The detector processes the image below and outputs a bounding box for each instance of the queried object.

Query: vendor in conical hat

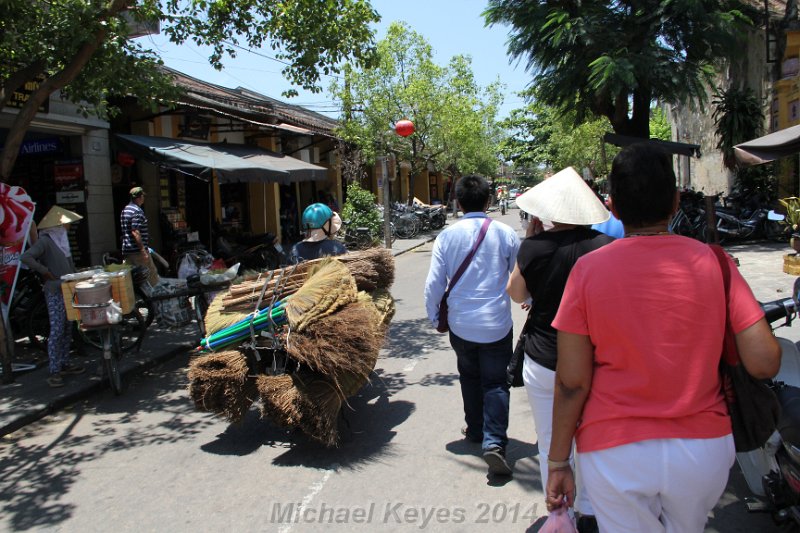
[21,205,85,388]
[504,166,615,529]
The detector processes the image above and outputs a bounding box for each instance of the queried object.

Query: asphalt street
[0,208,796,532]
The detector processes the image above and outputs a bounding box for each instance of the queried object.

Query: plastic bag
[539,507,577,533]
[199,262,239,285]
[105,300,122,324]
[178,254,198,280]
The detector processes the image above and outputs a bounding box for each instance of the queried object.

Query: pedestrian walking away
[424,175,520,476]
[546,143,782,532]
[21,205,86,388]
[120,186,159,286]
[506,166,614,533]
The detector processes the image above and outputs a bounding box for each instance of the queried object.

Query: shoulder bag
[710,244,781,452]
[436,217,492,333]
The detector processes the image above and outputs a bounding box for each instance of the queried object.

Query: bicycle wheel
[104,327,123,395]
[394,215,417,239]
[79,307,145,353]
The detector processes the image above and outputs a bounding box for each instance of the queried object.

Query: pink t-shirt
[552,235,764,453]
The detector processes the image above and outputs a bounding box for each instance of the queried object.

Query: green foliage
[779,197,800,233]
[484,0,752,138]
[1,0,380,177]
[650,107,671,141]
[499,88,617,177]
[331,22,503,202]
[341,182,383,240]
[712,86,764,171]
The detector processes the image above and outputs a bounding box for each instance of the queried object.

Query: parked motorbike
[214,232,286,271]
[703,207,786,244]
[739,281,800,526]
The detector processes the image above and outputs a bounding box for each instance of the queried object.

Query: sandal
[47,374,64,388]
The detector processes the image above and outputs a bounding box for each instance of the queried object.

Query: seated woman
[289,203,347,263]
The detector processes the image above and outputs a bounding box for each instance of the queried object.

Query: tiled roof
[162,67,339,137]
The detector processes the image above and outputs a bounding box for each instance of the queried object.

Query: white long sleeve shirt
[424,212,520,343]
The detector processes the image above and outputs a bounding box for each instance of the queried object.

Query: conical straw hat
[37,205,83,229]
[515,167,609,225]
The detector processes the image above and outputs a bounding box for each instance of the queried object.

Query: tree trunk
[0,0,127,180]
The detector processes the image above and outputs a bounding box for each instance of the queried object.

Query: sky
[142,0,532,120]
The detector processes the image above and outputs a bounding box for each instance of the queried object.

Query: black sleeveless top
[517,227,614,370]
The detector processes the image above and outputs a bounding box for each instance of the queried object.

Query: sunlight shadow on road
[383,317,449,360]
[199,377,415,472]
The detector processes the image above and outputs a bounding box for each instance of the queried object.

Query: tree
[1,0,380,180]
[499,89,617,177]
[332,22,503,203]
[484,0,751,138]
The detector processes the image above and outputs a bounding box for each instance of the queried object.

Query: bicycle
[71,300,124,394]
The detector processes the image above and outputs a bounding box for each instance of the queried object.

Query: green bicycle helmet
[301,203,334,230]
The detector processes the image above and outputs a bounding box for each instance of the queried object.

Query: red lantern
[116,152,135,167]
[395,119,415,137]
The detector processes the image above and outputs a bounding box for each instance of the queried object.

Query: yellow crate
[61,269,135,320]
[61,279,81,321]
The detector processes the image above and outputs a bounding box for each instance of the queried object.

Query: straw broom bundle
[284,260,357,332]
[285,299,383,380]
[256,374,301,427]
[187,351,257,423]
[219,249,395,313]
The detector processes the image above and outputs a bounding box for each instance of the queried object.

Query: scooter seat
[777,383,800,447]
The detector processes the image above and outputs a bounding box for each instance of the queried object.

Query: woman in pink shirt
[545,143,781,532]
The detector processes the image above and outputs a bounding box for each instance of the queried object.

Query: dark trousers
[449,328,513,450]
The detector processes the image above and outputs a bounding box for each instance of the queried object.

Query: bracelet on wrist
[547,458,572,470]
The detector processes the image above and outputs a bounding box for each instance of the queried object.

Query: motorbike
[214,232,287,271]
[739,280,800,526]
[703,206,786,243]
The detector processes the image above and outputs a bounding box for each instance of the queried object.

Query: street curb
[0,342,193,438]
[392,236,437,257]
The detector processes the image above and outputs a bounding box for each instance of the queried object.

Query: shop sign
[0,184,35,309]
[18,137,62,156]
[6,74,50,113]
[56,190,85,204]
[53,160,84,188]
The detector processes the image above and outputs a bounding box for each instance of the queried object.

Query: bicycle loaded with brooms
[187,248,395,447]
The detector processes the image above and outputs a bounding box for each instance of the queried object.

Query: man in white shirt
[424,175,520,475]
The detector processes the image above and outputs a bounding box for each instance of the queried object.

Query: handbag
[506,333,526,387]
[436,217,492,333]
[711,245,781,452]
[507,311,532,387]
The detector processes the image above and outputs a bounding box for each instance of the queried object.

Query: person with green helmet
[289,203,347,262]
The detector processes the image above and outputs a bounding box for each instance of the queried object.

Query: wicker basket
[61,269,135,320]
[783,254,800,276]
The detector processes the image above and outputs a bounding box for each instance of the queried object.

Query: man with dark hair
[424,175,520,476]
[121,186,159,286]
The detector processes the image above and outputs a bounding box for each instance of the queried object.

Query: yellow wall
[771,29,800,196]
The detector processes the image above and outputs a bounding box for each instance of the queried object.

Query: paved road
[0,208,794,532]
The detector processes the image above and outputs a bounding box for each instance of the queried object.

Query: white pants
[579,435,735,533]
[523,355,593,514]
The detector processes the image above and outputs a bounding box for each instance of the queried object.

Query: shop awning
[734,125,800,166]
[603,133,702,158]
[115,134,328,183]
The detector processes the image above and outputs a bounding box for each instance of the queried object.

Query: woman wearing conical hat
[506,167,615,532]
[21,205,85,388]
